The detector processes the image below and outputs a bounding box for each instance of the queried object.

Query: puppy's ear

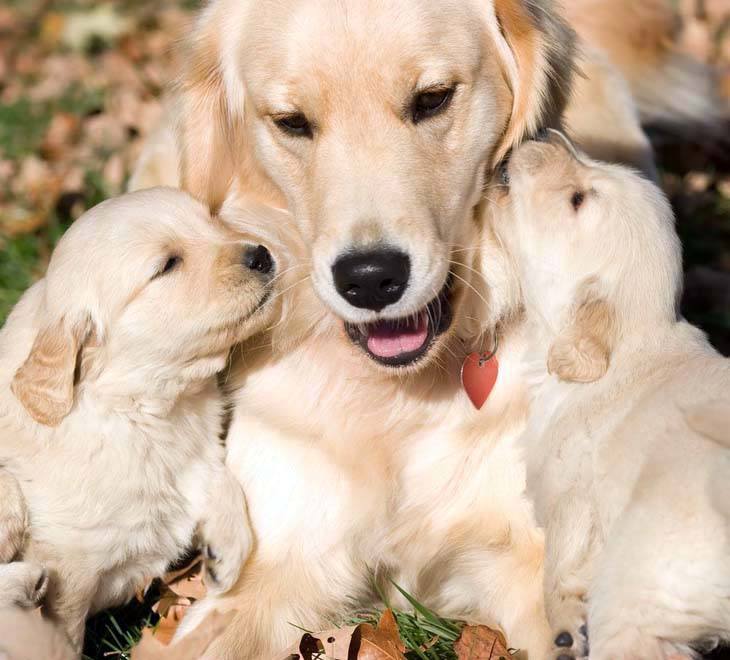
[490,0,577,164]
[11,318,90,427]
[177,4,244,214]
[548,297,615,383]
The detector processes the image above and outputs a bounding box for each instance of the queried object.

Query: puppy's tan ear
[11,318,89,427]
[548,298,615,383]
[490,0,577,164]
[177,5,244,213]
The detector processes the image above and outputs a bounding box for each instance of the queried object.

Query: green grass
[83,586,161,660]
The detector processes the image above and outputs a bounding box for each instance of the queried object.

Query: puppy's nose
[243,244,274,275]
[332,249,410,311]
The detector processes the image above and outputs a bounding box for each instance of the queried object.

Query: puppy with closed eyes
[0,187,281,652]
[493,133,730,660]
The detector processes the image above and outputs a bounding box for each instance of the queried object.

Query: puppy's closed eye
[153,256,182,280]
[571,191,585,211]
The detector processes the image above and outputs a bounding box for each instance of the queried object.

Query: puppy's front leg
[543,494,601,660]
[0,470,28,563]
[198,467,253,594]
[37,567,93,653]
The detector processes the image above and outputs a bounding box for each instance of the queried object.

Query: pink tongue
[366,313,429,359]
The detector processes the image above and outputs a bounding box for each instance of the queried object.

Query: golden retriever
[492,133,730,660]
[130,1,723,658]
[0,188,283,652]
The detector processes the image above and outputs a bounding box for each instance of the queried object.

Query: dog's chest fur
[1,384,223,611]
[228,327,543,621]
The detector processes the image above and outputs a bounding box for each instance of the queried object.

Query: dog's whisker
[450,270,490,310]
[449,259,491,292]
[266,275,311,305]
[267,262,310,286]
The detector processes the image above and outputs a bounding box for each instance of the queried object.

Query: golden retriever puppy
[0,188,281,652]
[492,133,730,660]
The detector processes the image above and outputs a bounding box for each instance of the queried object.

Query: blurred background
[0,0,729,350]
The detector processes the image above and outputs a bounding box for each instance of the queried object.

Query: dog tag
[461,352,499,410]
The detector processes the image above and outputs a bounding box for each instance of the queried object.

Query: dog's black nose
[332,249,410,311]
[533,127,550,142]
[243,244,274,275]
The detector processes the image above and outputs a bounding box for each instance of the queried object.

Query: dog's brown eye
[571,191,585,211]
[274,113,313,138]
[411,87,454,123]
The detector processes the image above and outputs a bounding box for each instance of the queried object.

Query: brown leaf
[164,558,207,601]
[140,556,208,645]
[39,13,66,48]
[41,113,81,161]
[454,625,511,660]
[277,626,358,659]
[131,610,235,660]
[0,204,50,237]
[353,609,407,660]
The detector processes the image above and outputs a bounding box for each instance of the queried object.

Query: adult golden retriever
[131,1,721,657]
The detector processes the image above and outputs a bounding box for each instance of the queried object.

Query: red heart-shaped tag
[461,352,499,410]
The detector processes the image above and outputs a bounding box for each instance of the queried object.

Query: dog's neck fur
[77,347,226,421]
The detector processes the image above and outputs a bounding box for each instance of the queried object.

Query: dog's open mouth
[345,274,454,367]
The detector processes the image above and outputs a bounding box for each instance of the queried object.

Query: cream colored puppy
[493,134,730,660]
[0,188,279,652]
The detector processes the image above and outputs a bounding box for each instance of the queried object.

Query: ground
[0,0,729,658]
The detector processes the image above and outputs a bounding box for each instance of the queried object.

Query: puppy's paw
[200,514,252,594]
[0,509,27,564]
[548,599,589,660]
[0,475,28,564]
[201,539,246,595]
[198,471,253,595]
[549,623,588,660]
[23,565,49,607]
[0,562,49,608]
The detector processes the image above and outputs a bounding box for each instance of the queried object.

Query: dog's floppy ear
[11,317,91,427]
[176,3,245,214]
[548,296,616,383]
[489,0,577,165]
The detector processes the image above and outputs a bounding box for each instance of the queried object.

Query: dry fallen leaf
[278,625,358,659]
[41,112,81,162]
[131,610,235,660]
[164,557,207,601]
[144,555,208,644]
[278,610,406,660]
[352,610,407,660]
[454,625,511,660]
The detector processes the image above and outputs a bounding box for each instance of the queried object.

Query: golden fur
[129,1,723,658]
[493,136,730,659]
[0,189,285,652]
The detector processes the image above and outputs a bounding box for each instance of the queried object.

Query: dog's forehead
[242,0,484,101]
